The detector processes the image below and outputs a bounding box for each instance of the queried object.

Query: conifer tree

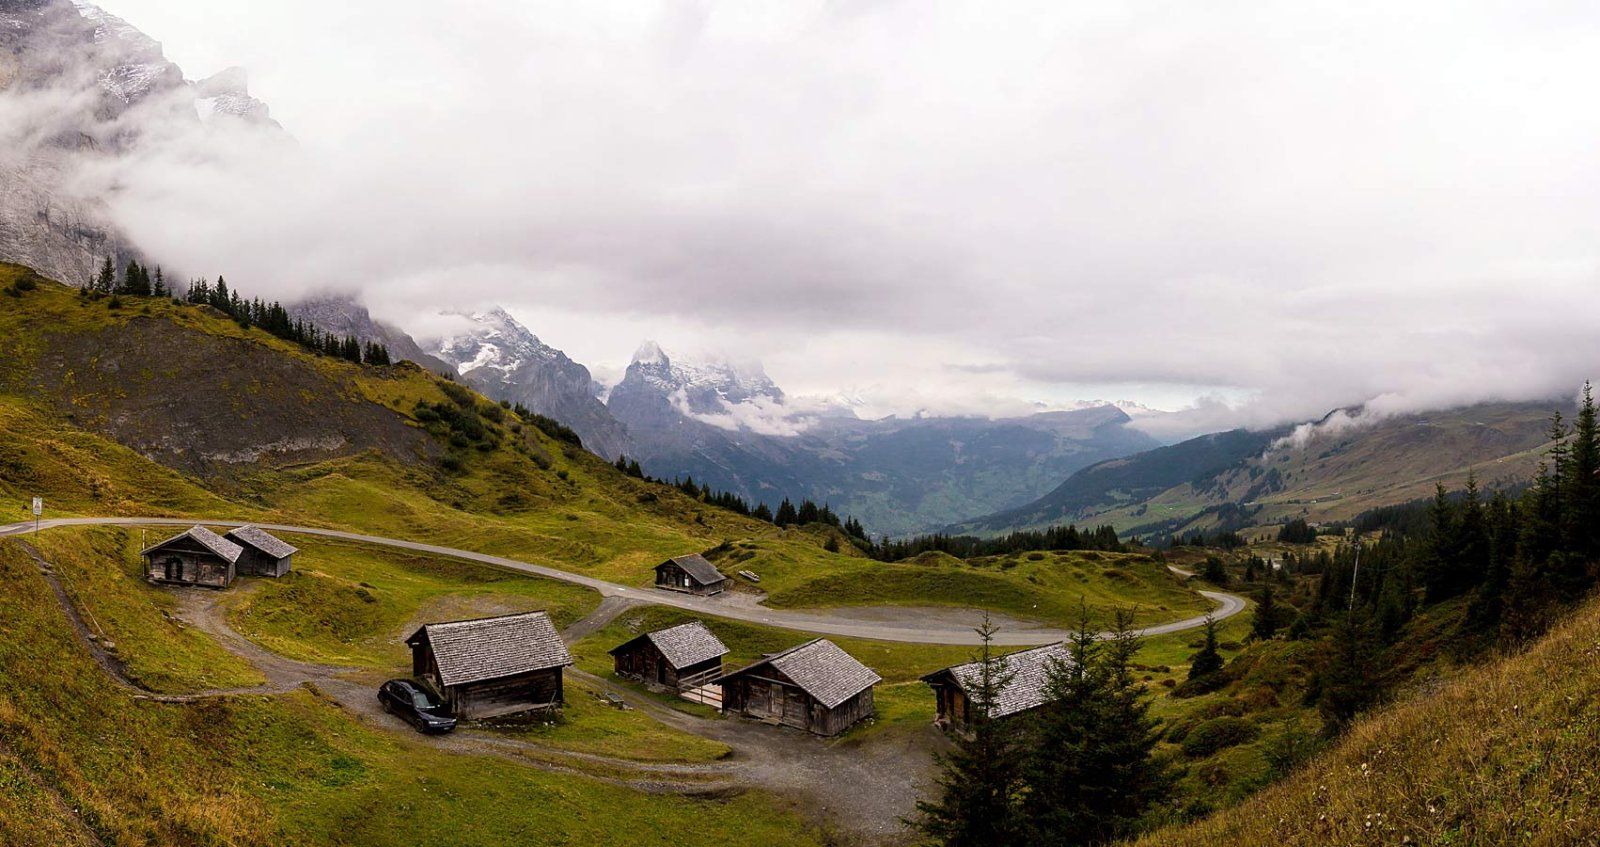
[914,617,1024,847]
[1562,382,1599,560]
[1187,614,1224,680]
[1022,607,1169,846]
[1420,484,1464,602]
[1251,580,1279,641]
[1316,611,1378,735]
[95,256,115,293]
[775,498,798,527]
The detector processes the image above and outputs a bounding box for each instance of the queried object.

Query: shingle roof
[141,526,243,564]
[224,526,299,559]
[923,642,1074,720]
[407,611,572,687]
[725,639,881,709]
[660,554,727,586]
[610,621,730,670]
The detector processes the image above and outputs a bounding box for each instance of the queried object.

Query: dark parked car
[378,679,458,734]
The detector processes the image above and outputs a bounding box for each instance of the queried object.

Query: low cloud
[17,0,1600,436]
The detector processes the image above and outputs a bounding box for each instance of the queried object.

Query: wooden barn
[405,611,573,720]
[922,642,1072,730]
[141,526,243,589]
[223,526,297,577]
[609,621,729,691]
[655,553,729,596]
[718,639,881,736]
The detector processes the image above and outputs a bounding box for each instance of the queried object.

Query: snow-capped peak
[431,308,562,378]
[622,341,784,410]
[632,340,666,366]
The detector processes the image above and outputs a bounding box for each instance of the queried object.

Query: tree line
[868,524,1124,562]
[80,257,394,367]
[611,454,868,543]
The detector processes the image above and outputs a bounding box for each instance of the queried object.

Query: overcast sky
[98,0,1600,433]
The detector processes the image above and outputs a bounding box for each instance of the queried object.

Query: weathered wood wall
[144,549,232,588]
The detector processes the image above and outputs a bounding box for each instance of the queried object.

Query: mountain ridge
[953,400,1564,539]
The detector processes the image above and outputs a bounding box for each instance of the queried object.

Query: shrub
[1181,716,1260,758]
[526,413,583,448]
[438,380,476,408]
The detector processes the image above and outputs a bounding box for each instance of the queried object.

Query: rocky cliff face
[0,0,277,286]
[429,309,632,460]
[290,295,459,377]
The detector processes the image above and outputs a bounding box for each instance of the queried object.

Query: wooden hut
[609,621,729,691]
[718,639,880,736]
[141,526,242,588]
[921,642,1072,730]
[655,554,729,596]
[405,611,573,720]
[223,526,297,577]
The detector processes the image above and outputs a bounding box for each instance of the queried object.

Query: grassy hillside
[0,267,1212,629]
[1130,591,1600,846]
[958,404,1559,540]
[0,540,821,846]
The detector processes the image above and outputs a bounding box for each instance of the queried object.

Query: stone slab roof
[660,553,727,586]
[610,621,730,670]
[141,526,243,564]
[407,611,572,687]
[923,642,1074,720]
[224,526,298,559]
[725,639,881,709]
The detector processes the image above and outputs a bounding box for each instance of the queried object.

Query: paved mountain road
[0,516,1245,645]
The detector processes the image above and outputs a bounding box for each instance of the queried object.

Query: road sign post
[31,497,41,534]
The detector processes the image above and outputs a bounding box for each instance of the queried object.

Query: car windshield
[411,691,441,710]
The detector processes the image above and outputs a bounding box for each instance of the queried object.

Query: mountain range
[423,314,1162,536]
[952,400,1561,539]
[0,0,1573,542]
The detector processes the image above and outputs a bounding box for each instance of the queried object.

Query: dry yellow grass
[1131,596,1600,847]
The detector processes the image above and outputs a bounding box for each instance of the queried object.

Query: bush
[1180,716,1260,758]
[438,380,476,408]
[526,413,583,448]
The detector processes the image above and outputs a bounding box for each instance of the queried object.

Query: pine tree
[1563,382,1600,560]
[1187,615,1224,680]
[1251,580,1279,641]
[152,266,167,297]
[95,256,115,293]
[1420,484,1463,602]
[914,617,1024,847]
[1022,608,1170,846]
[774,499,798,527]
[1316,611,1378,736]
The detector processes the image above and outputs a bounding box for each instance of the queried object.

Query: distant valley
[954,401,1561,540]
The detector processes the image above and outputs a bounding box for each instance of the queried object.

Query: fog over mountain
[7,1,1600,441]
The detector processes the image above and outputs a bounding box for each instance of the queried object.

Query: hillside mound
[1131,593,1600,846]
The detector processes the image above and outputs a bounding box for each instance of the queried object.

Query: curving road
[0,517,1245,646]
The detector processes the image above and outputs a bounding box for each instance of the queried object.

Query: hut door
[163,557,182,581]
[656,661,667,685]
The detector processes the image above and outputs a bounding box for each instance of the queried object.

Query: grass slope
[0,272,1213,632]
[1131,594,1600,846]
[0,539,819,846]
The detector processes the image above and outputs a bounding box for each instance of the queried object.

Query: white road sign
[31,497,42,517]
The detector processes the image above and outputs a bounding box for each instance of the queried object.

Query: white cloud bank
[60,1,1600,437]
